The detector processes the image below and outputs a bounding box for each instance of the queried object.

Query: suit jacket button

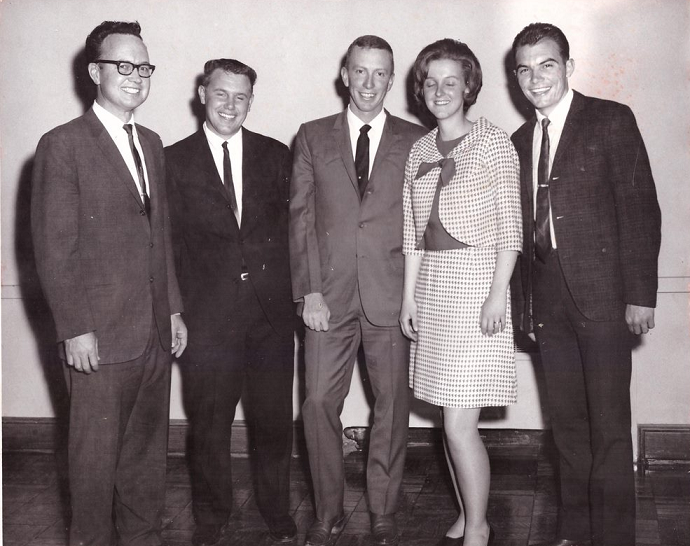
[149,242,154,248]
[149,276,154,283]
[359,223,365,228]
[139,210,146,216]
[226,204,232,209]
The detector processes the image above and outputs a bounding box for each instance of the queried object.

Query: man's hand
[302,293,330,332]
[625,304,655,335]
[171,314,188,357]
[65,332,99,374]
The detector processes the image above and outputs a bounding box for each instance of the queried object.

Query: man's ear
[88,63,100,85]
[340,66,350,88]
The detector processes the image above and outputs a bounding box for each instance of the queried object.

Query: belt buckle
[240,272,249,281]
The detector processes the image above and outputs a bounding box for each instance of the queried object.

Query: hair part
[202,58,257,90]
[344,35,395,74]
[85,21,143,63]
[412,38,482,113]
[512,23,570,65]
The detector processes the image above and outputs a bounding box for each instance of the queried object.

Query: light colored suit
[289,109,426,519]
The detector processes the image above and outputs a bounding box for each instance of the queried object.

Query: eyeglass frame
[95,60,156,78]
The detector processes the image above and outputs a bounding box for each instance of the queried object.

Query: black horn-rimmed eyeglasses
[95,60,156,78]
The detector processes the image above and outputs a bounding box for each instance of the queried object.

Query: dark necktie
[535,118,551,262]
[416,157,456,186]
[355,124,371,197]
[221,141,240,225]
[123,124,150,217]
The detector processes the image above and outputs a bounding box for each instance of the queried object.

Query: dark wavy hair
[85,21,143,63]
[512,23,570,65]
[202,58,257,90]
[412,39,482,113]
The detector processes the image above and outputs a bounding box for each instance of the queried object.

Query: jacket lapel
[333,111,358,194]
[370,112,401,181]
[551,91,585,176]
[85,109,144,209]
[192,130,233,207]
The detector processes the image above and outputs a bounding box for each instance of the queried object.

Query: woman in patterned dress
[399,39,522,546]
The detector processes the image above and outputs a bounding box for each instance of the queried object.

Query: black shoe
[192,521,230,546]
[435,536,464,546]
[532,538,592,546]
[370,513,399,546]
[304,513,347,546]
[268,513,297,543]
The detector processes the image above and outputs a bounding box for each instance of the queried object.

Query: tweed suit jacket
[290,110,426,327]
[165,128,294,345]
[511,91,661,330]
[31,108,183,364]
[403,117,522,256]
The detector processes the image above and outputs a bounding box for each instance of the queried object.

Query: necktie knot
[542,118,550,131]
[360,124,371,136]
[222,141,229,151]
[123,123,134,136]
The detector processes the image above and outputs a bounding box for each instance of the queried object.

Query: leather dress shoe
[192,521,230,546]
[370,513,399,545]
[532,538,592,546]
[304,513,347,546]
[268,513,298,543]
[436,536,463,546]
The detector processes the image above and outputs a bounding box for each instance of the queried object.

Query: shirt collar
[93,101,136,135]
[203,122,243,149]
[536,88,574,128]
[346,106,386,132]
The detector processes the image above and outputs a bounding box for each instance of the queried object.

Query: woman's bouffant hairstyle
[412,39,482,113]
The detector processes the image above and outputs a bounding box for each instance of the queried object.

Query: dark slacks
[533,252,635,546]
[64,322,171,546]
[303,292,410,520]
[181,279,294,528]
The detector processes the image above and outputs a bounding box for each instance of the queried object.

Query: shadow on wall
[11,45,97,492]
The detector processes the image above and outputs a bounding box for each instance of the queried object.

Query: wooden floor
[3,439,689,545]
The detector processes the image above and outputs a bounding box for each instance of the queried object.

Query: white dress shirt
[346,106,386,176]
[531,88,574,248]
[92,101,151,202]
[203,123,244,225]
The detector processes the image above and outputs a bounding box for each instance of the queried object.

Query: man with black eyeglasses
[31,20,187,546]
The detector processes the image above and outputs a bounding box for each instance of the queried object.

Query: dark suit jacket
[31,108,183,363]
[165,128,294,346]
[511,91,661,329]
[290,110,426,327]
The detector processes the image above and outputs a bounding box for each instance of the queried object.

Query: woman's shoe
[436,536,464,546]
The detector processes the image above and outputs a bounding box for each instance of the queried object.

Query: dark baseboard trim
[5,418,689,473]
[638,424,690,473]
[3,417,545,457]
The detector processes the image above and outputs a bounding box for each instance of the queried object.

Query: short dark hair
[512,23,570,65]
[344,35,395,74]
[412,39,482,113]
[85,21,143,63]
[202,59,257,90]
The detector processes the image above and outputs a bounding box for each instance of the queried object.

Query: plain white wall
[2,0,689,449]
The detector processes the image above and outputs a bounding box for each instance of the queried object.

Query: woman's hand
[480,290,507,336]
[399,297,419,341]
